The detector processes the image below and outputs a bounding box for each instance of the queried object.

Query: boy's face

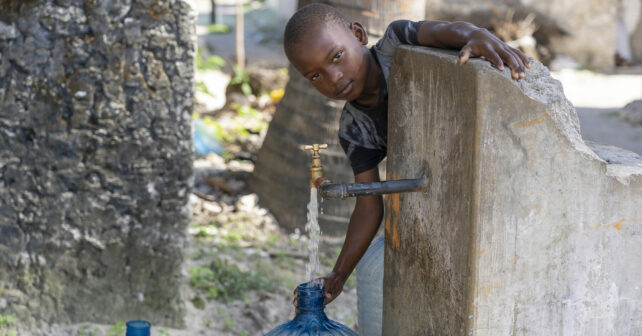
[287,21,369,101]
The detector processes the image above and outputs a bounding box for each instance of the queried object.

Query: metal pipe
[319,177,428,200]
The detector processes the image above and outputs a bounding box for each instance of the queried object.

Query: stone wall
[0,0,194,328]
[384,46,642,335]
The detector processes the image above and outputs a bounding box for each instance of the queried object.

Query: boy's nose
[331,70,343,84]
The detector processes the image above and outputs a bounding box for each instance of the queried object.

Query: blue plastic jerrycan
[265,282,358,335]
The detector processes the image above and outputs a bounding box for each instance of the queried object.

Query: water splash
[305,188,321,285]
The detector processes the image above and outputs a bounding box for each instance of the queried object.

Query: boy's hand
[321,272,347,304]
[292,272,347,314]
[459,28,530,80]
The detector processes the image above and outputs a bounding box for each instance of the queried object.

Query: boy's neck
[353,47,382,107]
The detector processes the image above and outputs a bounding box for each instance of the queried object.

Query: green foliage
[230,66,252,96]
[235,104,258,117]
[192,295,206,310]
[196,228,214,238]
[158,326,171,336]
[0,316,16,328]
[221,230,243,247]
[224,317,236,331]
[265,234,279,247]
[230,103,268,135]
[189,266,216,290]
[206,23,230,34]
[77,325,99,336]
[195,81,216,98]
[106,321,126,336]
[0,315,17,336]
[188,257,275,303]
[221,152,236,161]
[196,48,226,71]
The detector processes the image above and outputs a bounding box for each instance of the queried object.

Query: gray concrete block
[384,46,642,335]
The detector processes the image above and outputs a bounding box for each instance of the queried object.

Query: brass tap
[301,144,327,187]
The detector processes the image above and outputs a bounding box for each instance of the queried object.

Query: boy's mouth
[336,80,353,98]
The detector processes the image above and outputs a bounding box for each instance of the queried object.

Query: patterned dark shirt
[338,20,423,175]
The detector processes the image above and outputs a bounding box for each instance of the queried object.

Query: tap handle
[301,144,327,187]
[301,144,328,160]
[301,144,328,154]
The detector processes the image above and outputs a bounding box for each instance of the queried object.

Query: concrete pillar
[383,46,642,335]
[0,0,194,328]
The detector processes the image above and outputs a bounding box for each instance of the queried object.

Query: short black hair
[283,3,351,56]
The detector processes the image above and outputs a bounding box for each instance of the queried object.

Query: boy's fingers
[459,47,472,64]
[512,47,531,68]
[324,292,334,305]
[508,49,526,75]
[500,49,522,79]
[486,50,503,71]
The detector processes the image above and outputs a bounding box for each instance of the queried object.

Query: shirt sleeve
[339,136,386,175]
[373,20,423,82]
[375,20,423,55]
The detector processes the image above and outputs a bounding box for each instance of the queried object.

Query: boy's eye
[310,73,320,81]
[333,50,343,62]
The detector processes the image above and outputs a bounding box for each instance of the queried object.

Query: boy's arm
[417,20,530,79]
[322,167,384,304]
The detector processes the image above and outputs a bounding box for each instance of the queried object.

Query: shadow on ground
[576,107,642,155]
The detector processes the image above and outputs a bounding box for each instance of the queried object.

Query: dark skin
[287,19,530,311]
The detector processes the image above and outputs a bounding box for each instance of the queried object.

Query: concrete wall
[383,46,642,335]
[0,0,194,328]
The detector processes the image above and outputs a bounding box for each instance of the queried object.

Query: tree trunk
[249,0,425,234]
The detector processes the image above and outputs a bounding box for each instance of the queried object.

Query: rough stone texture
[424,0,617,69]
[621,99,642,125]
[384,46,642,335]
[0,0,194,329]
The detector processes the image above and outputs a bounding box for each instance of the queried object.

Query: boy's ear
[350,22,368,45]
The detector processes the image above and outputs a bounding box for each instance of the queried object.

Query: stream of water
[305,187,321,285]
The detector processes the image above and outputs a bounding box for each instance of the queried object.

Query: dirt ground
[41,154,359,336]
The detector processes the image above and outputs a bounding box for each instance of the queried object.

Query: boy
[285,2,529,323]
